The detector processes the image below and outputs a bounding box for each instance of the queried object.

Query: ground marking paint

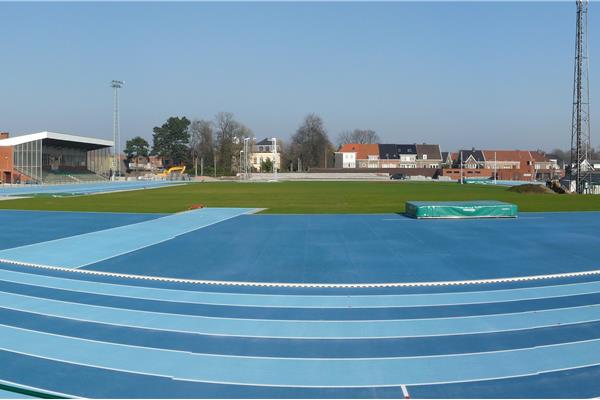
[401,384,410,398]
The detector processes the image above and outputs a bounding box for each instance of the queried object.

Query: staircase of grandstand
[42,167,107,184]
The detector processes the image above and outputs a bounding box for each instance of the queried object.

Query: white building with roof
[250,138,281,172]
[0,131,113,184]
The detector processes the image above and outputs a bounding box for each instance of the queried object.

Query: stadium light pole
[111,80,124,179]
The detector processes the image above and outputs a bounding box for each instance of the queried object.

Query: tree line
[124,112,380,175]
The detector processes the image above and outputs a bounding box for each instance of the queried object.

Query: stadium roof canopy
[0,131,113,150]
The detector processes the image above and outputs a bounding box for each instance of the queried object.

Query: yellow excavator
[158,166,186,177]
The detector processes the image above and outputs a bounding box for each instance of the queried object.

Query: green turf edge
[0,382,65,399]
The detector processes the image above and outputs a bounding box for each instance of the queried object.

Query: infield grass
[0,181,599,214]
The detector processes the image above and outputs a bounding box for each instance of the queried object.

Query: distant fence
[247,172,389,181]
[464,179,546,187]
[308,168,441,178]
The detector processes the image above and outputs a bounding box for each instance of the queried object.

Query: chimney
[0,132,8,140]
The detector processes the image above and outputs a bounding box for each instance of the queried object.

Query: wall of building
[309,167,441,178]
[442,168,494,180]
[442,167,543,181]
[250,152,281,172]
[0,145,13,183]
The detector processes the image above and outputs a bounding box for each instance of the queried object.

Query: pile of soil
[507,184,555,194]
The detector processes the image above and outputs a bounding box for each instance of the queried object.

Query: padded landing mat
[406,200,517,219]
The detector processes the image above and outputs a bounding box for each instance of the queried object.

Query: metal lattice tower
[570,0,592,194]
[111,80,124,177]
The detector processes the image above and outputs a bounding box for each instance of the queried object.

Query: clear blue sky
[1,1,596,152]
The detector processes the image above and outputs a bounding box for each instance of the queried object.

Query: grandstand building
[0,131,113,184]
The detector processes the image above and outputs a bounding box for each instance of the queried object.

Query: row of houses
[442,149,563,181]
[334,143,564,181]
[334,143,443,169]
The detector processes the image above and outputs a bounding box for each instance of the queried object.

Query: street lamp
[271,137,277,179]
[240,150,244,180]
[243,137,255,179]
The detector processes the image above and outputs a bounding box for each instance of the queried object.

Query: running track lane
[2,307,600,358]
[4,278,600,320]
[4,267,600,308]
[3,324,600,386]
[2,290,600,338]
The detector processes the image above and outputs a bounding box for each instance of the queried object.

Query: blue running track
[0,209,598,397]
[0,180,182,197]
[81,212,600,283]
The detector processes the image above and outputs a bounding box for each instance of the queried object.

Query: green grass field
[0,181,599,214]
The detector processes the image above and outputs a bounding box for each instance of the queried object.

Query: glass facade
[10,139,112,184]
[87,147,112,178]
[12,139,42,183]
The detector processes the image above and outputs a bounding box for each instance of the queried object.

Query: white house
[250,138,281,172]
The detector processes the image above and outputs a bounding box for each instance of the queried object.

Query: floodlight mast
[570,0,592,194]
[111,80,124,178]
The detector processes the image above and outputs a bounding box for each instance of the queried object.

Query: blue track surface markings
[0,210,163,250]
[0,208,254,268]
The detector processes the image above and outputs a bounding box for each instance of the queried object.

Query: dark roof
[378,144,398,159]
[459,150,485,162]
[397,144,417,154]
[256,138,274,146]
[452,149,485,167]
[416,144,442,160]
[378,144,417,159]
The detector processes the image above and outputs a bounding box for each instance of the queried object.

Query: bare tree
[336,129,380,146]
[289,114,333,170]
[215,112,238,175]
[189,119,214,176]
[215,112,253,175]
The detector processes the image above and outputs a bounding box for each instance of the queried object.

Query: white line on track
[3,321,600,388]
[401,384,410,398]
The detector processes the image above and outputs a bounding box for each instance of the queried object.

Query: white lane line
[3,289,600,339]
[3,323,600,387]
